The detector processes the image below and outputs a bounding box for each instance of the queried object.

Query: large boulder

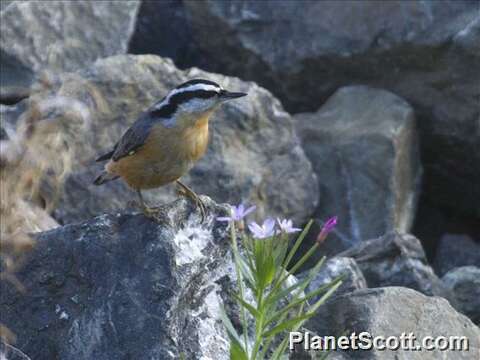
[0,196,234,360]
[340,232,453,301]
[433,233,480,276]
[18,54,317,225]
[129,0,208,71]
[137,0,480,218]
[295,86,421,255]
[442,266,480,325]
[308,287,480,359]
[0,0,140,103]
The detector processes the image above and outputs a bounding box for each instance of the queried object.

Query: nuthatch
[94,79,247,219]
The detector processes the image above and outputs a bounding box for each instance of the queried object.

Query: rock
[433,233,480,276]
[150,0,480,218]
[0,0,140,103]
[21,54,317,225]
[308,287,480,359]
[442,266,480,325]
[0,196,235,360]
[340,232,453,301]
[299,257,367,302]
[0,103,22,141]
[0,102,26,160]
[295,86,421,255]
[0,342,32,360]
[129,0,208,71]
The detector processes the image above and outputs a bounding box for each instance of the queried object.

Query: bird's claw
[136,202,164,220]
[176,183,207,222]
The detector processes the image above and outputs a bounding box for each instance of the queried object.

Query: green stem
[231,221,249,355]
[250,278,265,360]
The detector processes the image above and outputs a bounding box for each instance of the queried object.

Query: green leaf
[263,254,276,286]
[309,279,343,314]
[286,241,319,279]
[232,292,260,319]
[282,219,313,269]
[262,312,314,338]
[270,337,288,360]
[238,254,256,288]
[265,275,343,327]
[230,338,248,360]
[219,305,242,345]
[265,255,326,308]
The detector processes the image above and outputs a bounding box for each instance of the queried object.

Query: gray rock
[340,232,454,301]
[20,54,317,225]
[433,233,480,276]
[300,257,367,302]
[442,266,480,325]
[0,103,21,141]
[0,101,26,141]
[0,196,233,360]
[159,0,480,218]
[0,0,140,103]
[295,86,421,254]
[308,287,480,359]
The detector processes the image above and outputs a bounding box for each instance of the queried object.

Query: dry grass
[0,74,100,345]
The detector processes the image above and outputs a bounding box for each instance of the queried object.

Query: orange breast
[183,114,210,161]
[106,113,211,190]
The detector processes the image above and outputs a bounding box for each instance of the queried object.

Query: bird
[93,79,247,220]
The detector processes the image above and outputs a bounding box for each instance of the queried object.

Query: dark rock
[22,54,317,225]
[295,86,421,255]
[0,101,26,138]
[0,0,140,103]
[340,232,454,301]
[299,257,367,302]
[442,266,480,325]
[0,102,27,164]
[0,196,234,360]
[129,0,208,70]
[0,49,33,105]
[433,233,480,276]
[153,0,480,218]
[308,287,480,359]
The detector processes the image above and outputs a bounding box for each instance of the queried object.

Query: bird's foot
[136,202,165,221]
[176,183,207,222]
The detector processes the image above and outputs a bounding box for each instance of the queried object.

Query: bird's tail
[93,171,119,186]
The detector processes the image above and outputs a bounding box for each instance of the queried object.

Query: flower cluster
[217,203,337,240]
[217,202,341,359]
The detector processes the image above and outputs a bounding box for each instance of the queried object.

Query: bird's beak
[220,90,247,100]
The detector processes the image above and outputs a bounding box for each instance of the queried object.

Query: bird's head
[151,79,247,127]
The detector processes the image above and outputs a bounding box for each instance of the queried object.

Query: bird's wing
[110,113,154,162]
[95,147,116,162]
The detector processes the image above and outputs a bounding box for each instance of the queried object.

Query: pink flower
[316,216,338,244]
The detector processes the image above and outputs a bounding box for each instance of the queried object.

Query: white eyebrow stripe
[154,84,221,110]
[171,83,221,96]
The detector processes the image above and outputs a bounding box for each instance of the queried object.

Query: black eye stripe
[171,89,218,104]
[150,90,218,119]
